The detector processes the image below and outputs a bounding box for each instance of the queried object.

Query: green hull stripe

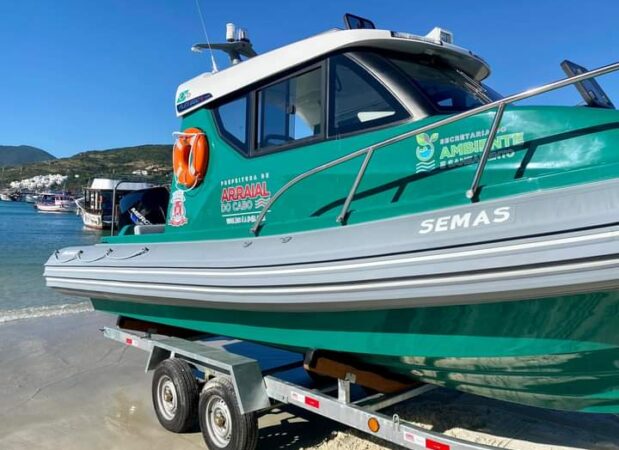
[93,291,619,413]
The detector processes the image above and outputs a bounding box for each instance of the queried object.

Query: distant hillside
[0,145,55,166]
[0,144,172,191]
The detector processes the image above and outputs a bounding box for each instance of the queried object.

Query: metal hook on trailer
[393,413,401,431]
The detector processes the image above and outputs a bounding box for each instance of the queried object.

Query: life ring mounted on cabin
[173,127,209,190]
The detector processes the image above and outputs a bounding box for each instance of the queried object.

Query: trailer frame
[103,326,500,450]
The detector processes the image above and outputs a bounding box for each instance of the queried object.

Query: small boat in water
[45,16,619,413]
[75,178,155,230]
[0,190,19,202]
[22,193,37,204]
[36,193,77,213]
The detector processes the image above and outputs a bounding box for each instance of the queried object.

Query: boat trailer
[104,325,502,450]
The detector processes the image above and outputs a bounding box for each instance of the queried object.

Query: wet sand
[1,312,618,450]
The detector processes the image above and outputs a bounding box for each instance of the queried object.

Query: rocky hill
[0,145,55,166]
[0,144,172,191]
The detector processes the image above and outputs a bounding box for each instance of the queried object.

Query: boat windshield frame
[359,49,503,114]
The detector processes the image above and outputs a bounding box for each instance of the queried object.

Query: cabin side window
[328,54,409,136]
[256,68,323,151]
[214,94,250,154]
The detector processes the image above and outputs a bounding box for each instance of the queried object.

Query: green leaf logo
[415,131,439,162]
[416,133,429,146]
[176,90,190,104]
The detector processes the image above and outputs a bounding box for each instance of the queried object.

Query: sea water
[0,201,101,323]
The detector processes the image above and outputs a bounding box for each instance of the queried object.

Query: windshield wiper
[456,69,493,103]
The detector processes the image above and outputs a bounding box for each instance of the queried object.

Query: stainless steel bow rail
[103,326,501,450]
[250,60,619,235]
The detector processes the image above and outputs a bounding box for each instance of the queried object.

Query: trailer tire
[199,377,258,450]
[152,358,199,433]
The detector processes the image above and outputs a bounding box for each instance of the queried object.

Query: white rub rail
[250,60,619,235]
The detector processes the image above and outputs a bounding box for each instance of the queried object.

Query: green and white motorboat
[45,15,619,413]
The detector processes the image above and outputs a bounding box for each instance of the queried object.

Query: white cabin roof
[88,178,154,191]
[175,28,490,117]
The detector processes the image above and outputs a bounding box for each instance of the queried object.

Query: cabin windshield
[383,54,502,113]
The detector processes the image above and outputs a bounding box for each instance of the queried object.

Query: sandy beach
[1,312,618,450]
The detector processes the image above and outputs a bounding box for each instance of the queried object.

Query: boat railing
[250,60,619,235]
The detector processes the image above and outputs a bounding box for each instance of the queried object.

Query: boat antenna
[194,0,219,73]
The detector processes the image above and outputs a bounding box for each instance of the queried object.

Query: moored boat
[45,16,619,413]
[22,192,36,203]
[36,193,77,213]
[75,178,155,230]
[0,190,19,201]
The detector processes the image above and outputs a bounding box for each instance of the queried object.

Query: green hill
[0,144,172,191]
[0,145,55,166]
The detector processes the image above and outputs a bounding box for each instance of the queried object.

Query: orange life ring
[173,127,209,188]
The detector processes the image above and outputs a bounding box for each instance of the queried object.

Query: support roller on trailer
[104,326,502,450]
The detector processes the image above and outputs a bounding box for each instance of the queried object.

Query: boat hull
[91,290,619,413]
[44,179,619,312]
[45,180,619,413]
[36,203,77,213]
[80,209,110,230]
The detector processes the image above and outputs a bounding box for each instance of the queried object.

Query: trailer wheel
[199,377,258,450]
[152,358,199,433]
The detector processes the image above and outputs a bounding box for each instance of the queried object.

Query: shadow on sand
[256,389,619,450]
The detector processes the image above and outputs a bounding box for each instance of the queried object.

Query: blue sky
[0,0,618,157]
